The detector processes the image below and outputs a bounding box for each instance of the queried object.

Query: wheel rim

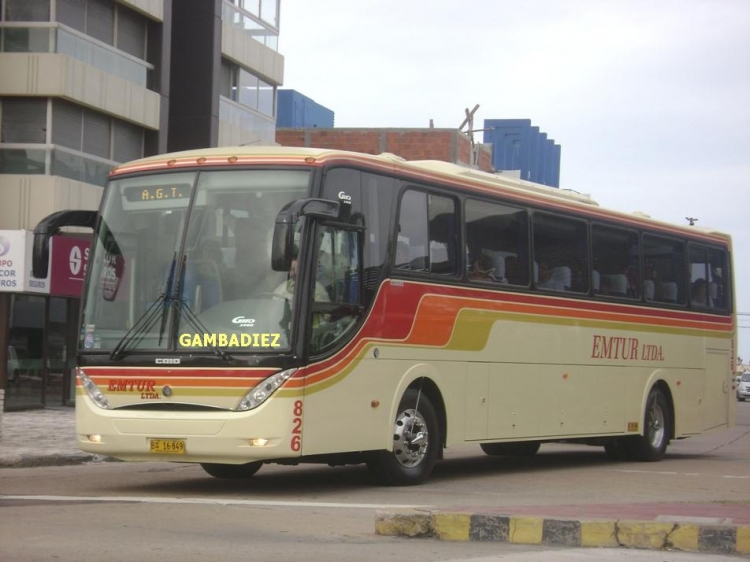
[647,398,666,448]
[393,408,429,468]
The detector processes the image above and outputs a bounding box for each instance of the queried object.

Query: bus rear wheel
[626,386,670,462]
[480,442,541,456]
[367,388,440,486]
[200,461,263,479]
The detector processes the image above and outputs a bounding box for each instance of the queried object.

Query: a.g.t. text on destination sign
[124,184,191,202]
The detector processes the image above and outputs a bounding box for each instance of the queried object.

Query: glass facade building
[0,0,284,409]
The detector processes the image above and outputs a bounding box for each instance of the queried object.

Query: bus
[32,146,736,485]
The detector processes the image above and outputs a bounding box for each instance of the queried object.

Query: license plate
[149,439,185,454]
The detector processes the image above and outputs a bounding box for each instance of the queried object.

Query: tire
[200,461,263,479]
[626,386,670,462]
[367,388,440,486]
[480,441,541,456]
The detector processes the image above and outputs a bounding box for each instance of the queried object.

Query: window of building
[116,4,147,59]
[50,99,143,163]
[592,224,640,298]
[4,0,50,21]
[0,98,47,143]
[56,0,146,59]
[643,234,685,305]
[465,198,529,286]
[112,120,144,163]
[220,60,276,118]
[532,212,588,292]
[396,189,458,275]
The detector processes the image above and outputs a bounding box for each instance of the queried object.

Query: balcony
[0,22,153,87]
[221,1,279,51]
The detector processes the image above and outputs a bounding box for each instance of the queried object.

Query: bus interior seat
[644,279,655,301]
[592,270,600,292]
[661,281,678,303]
[395,241,410,269]
[551,266,571,290]
[605,274,628,296]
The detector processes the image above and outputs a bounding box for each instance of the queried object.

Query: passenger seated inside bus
[183,239,226,311]
[274,256,330,305]
[536,262,567,290]
[469,254,498,282]
[691,278,707,306]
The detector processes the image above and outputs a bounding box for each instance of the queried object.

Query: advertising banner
[50,236,91,297]
[0,230,51,293]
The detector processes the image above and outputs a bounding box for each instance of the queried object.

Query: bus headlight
[78,369,111,410]
[236,368,297,411]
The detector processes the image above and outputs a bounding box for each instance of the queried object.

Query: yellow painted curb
[374,510,431,537]
[432,512,471,541]
[617,521,675,550]
[509,516,543,545]
[580,520,618,548]
[737,526,750,555]
[667,524,699,552]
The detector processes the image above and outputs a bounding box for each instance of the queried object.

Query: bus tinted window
[689,244,730,311]
[397,189,457,275]
[465,199,529,285]
[592,224,640,298]
[643,234,685,305]
[532,213,588,293]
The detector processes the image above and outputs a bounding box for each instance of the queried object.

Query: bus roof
[110,145,731,244]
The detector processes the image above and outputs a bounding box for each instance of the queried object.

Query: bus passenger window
[397,189,458,275]
[591,224,639,299]
[532,213,588,293]
[644,234,685,305]
[465,198,529,286]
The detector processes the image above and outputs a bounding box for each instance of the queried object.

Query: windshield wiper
[109,255,177,360]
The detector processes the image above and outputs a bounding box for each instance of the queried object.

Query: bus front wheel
[367,388,440,486]
[200,461,263,479]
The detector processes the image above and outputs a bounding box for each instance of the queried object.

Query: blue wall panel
[483,119,561,188]
[277,90,334,128]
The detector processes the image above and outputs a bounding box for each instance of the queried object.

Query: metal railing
[0,22,153,87]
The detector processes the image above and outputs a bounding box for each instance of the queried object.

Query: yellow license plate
[149,439,185,454]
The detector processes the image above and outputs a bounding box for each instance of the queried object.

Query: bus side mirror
[271,223,294,271]
[32,210,98,278]
[271,199,340,271]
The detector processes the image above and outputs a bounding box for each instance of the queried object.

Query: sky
[278,0,750,361]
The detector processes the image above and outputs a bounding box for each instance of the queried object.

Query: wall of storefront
[0,230,89,410]
[1,292,79,410]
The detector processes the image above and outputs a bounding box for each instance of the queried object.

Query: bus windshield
[80,169,310,355]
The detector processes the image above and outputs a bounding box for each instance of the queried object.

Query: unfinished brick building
[275,128,494,172]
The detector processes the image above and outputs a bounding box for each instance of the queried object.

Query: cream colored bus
[32,147,736,485]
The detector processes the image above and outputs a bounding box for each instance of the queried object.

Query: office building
[0,0,284,409]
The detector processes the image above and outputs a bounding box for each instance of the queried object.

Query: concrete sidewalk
[0,406,102,468]
[1,406,749,556]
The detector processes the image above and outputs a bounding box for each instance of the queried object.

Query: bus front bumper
[75,395,299,464]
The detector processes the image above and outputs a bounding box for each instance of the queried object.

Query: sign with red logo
[50,236,91,297]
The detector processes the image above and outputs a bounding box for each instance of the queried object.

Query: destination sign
[124,184,192,202]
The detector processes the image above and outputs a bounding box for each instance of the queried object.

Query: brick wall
[276,128,494,173]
